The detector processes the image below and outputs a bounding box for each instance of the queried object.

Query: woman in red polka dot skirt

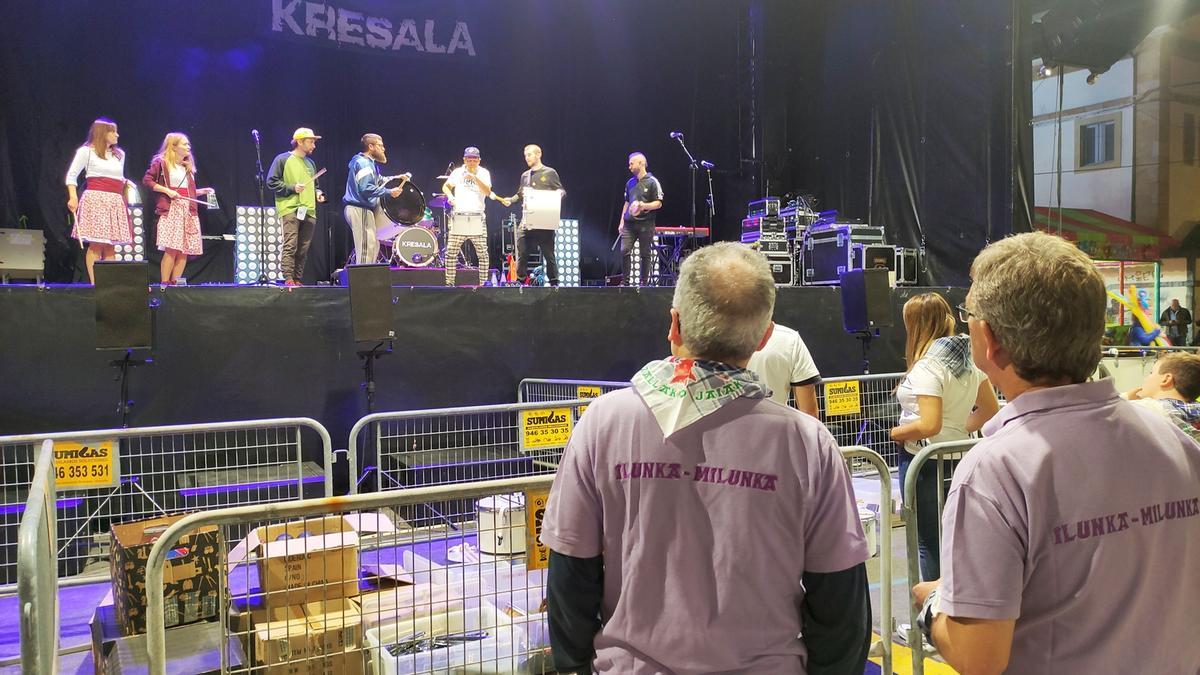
[143,133,213,285]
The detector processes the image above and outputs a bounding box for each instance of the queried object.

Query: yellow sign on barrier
[521,408,573,449]
[525,488,551,570]
[52,439,120,489]
[576,385,602,414]
[825,380,862,416]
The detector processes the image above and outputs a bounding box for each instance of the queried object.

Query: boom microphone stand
[252,129,270,285]
[670,131,698,244]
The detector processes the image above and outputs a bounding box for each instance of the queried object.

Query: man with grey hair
[912,232,1200,673]
[543,242,870,674]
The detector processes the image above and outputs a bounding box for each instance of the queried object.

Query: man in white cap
[267,127,325,286]
[441,146,495,287]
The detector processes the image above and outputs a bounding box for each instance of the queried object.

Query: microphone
[700,160,715,169]
[251,129,260,143]
[670,131,683,139]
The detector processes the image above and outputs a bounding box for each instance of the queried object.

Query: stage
[0,283,965,439]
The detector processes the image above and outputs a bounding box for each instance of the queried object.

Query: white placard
[523,188,562,231]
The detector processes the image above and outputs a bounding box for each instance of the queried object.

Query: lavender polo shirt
[542,389,868,675]
[939,379,1200,674]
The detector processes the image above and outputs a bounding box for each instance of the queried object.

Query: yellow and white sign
[576,385,602,415]
[521,408,573,450]
[52,440,120,490]
[824,380,862,416]
[525,488,551,570]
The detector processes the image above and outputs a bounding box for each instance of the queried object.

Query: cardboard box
[305,597,362,655]
[245,515,360,610]
[254,599,365,675]
[90,590,121,673]
[110,514,223,636]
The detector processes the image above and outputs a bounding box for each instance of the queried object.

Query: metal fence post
[17,440,59,674]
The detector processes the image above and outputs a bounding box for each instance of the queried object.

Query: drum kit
[371,174,458,267]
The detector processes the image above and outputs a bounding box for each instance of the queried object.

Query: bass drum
[380,179,426,226]
[392,226,440,267]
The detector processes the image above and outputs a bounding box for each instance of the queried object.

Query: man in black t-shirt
[619,152,664,286]
[502,144,565,285]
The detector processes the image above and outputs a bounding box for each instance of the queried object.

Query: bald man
[619,152,663,286]
[502,144,565,286]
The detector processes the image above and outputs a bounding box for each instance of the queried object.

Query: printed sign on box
[825,380,862,416]
[53,439,120,490]
[525,488,550,570]
[521,408,573,450]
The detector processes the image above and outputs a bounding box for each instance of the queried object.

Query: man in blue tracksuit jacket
[343,133,408,264]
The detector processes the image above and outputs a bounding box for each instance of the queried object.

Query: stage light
[1039,64,1054,77]
[234,206,283,283]
[1086,71,1100,85]
[116,206,146,262]
[628,234,661,287]
[553,219,583,287]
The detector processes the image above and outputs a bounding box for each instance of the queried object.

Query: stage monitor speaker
[840,268,893,333]
[348,264,394,342]
[94,261,151,350]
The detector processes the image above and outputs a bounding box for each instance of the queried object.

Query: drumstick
[301,168,327,186]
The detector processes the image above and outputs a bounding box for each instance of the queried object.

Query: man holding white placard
[502,144,564,286]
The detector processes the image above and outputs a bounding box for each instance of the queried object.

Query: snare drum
[449,211,485,236]
[392,226,439,267]
[476,493,526,555]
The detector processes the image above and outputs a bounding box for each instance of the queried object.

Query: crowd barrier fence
[17,440,58,674]
[140,448,894,674]
[347,400,592,498]
[516,378,631,403]
[901,438,979,675]
[0,418,333,590]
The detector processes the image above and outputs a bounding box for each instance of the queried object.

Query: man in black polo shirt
[619,152,664,286]
[502,144,565,285]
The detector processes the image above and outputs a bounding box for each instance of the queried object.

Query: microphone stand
[672,134,699,267]
[252,132,270,285]
[704,163,716,240]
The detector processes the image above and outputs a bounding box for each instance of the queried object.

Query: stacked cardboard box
[109,514,224,636]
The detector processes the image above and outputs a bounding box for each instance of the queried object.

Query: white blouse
[65,146,125,185]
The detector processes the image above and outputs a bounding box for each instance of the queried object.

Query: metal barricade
[348,400,590,497]
[17,440,58,674]
[516,378,630,403]
[901,438,979,675]
[145,475,556,675]
[143,453,892,675]
[817,373,906,466]
[0,418,333,586]
[841,446,893,675]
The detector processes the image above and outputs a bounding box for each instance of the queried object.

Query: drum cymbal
[428,194,450,209]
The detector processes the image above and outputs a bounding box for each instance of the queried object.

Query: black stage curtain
[0,0,755,284]
[763,0,1034,286]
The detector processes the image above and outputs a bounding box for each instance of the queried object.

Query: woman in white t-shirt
[890,293,999,581]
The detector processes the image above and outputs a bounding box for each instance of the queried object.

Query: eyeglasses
[956,304,978,323]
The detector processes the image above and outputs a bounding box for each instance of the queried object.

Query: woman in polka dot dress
[143,133,213,284]
[65,118,133,284]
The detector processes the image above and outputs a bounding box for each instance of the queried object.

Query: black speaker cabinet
[94,262,152,350]
[840,268,893,332]
[348,264,394,342]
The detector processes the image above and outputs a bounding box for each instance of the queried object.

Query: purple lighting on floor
[0,498,85,516]
[177,474,322,498]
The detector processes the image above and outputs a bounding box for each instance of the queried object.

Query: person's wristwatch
[917,587,940,646]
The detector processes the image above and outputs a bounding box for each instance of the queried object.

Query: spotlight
[1039,64,1055,77]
